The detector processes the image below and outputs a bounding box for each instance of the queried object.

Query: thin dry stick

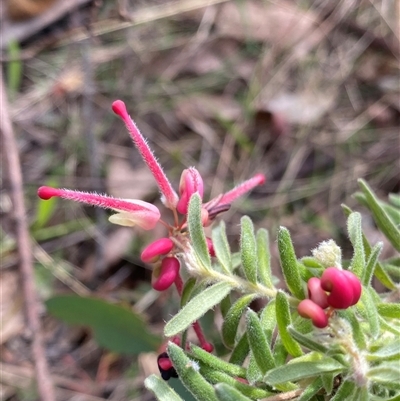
[0,69,56,401]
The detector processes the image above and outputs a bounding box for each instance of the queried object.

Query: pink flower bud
[176,168,204,215]
[206,237,216,257]
[37,186,160,230]
[157,352,177,380]
[202,342,214,353]
[307,277,329,309]
[298,299,329,328]
[141,238,174,263]
[320,267,354,309]
[152,257,180,291]
[341,270,362,306]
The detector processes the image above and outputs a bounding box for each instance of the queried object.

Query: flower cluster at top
[297,267,362,328]
[38,100,265,377]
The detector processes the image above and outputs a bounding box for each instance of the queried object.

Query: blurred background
[1,0,399,400]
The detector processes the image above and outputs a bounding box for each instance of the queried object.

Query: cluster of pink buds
[297,267,362,328]
[38,100,265,376]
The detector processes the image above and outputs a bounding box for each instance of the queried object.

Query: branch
[0,68,55,401]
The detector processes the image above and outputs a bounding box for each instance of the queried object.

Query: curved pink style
[112,100,179,209]
[214,173,265,206]
[321,267,354,309]
[307,277,329,309]
[141,238,174,263]
[176,167,204,215]
[298,299,329,328]
[341,270,362,306]
[206,237,216,257]
[152,257,180,291]
[37,186,160,230]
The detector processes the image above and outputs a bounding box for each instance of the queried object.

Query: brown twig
[0,69,55,400]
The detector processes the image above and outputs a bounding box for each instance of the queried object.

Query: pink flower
[298,299,329,328]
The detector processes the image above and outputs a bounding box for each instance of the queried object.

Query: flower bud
[341,270,362,306]
[321,267,355,309]
[152,257,180,291]
[202,342,214,353]
[307,277,329,309]
[298,299,329,328]
[312,240,342,268]
[176,168,204,215]
[141,238,174,263]
[157,352,178,380]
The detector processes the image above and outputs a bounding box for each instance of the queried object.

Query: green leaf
[165,282,232,337]
[347,212,365,277]
[297,377,323,401]
[144,375,183,401]
[287,326,328,354]
[264,359,343,385]
[259,299,277,345]
[361,288,380,339]
[367,339,400,361]
[358,179,400,252]
[46,295,160,354]
[222,294,257,349]
[229,332,249,365]
[240,216,258,284]
[321,372,335,396]
[275,291,302,357]
[181,278,198,306]
[245,309,275,374]
[212,221,232,274]
[188,193,211,270]
[377,303,400,319]
[167,343,218,401]
[200,366,272,399]
[362,242,383,286]
[246,353,262,384]
[214,383,253,401]
[256,228,274,288]
[277,227,305,299]
[339,309,366,350]
[368,363,400,389]
[190,345,246,378]
[330,379,356,401]
[389,193,400,208]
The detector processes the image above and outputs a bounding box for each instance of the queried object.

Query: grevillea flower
[298,266,362,328]
[38,100,265,367]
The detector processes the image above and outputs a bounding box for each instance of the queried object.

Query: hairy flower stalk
[38,100,265,379]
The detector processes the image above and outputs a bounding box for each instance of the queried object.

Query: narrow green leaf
[240,216,258,284]
[214,383,253,401]
[144,375,183,401]
[165,282,232,337]
[368,363,400,389]
[46,295,160,354]
[181,278,198,306]
[277,227,305,299]
[222,294,257,349]
[229,332,249,365]
[377,303,400,319]
[256,228,274,288]
[220,294,232,318]
[272,336,288,367]
[246,309,275,374]
[321,373,335,396]
[300,257,324,269]
[339,309,366,350]
[361,288,380,339]
[297,377,323,401]
[330,379,356,401]
[358,179,400,252]
[389,193,400,208]
[167,343,218,401]
[264,359,343,385]
[367,339,400,361]
[347,212,365,277]
[188,193,211,270]
[260,299,277,345]
[378,315,400,336]
[200,366,272,399]
[275,291,302,357]
[342,202,396,289]
[362,242,383,286]
[212,221,232,274]
[190,345,246,378]
[288,326,328,354]
[246,353,262,384]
